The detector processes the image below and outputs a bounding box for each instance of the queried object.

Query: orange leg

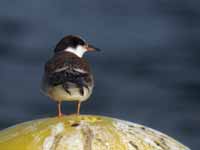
[77,101,81,115]
[57,101,62,117]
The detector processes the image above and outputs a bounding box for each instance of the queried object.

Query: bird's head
[54,35,100,57]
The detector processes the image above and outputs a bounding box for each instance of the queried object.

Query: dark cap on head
[54,35,86,53]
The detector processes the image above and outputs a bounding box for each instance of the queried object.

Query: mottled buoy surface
[0,115,190,150]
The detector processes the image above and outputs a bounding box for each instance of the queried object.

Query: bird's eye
[78,40,85,45]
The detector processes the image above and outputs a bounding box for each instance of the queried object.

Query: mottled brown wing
[45,52,91,88]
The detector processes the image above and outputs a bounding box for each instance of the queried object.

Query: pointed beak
[86,44,101,52]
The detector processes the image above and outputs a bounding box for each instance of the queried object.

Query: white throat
[64,45,87,57]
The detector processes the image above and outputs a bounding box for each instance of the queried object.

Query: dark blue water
[0,0,199,149]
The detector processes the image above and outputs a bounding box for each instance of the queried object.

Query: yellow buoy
[0,115,190,150]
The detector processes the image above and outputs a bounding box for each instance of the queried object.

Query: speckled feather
[43,51,93,96]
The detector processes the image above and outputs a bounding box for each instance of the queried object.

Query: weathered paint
[0,115,190,150]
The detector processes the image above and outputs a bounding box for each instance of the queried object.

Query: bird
[41,35,100,117]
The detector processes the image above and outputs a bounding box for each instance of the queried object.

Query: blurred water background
[0,0,199,149]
